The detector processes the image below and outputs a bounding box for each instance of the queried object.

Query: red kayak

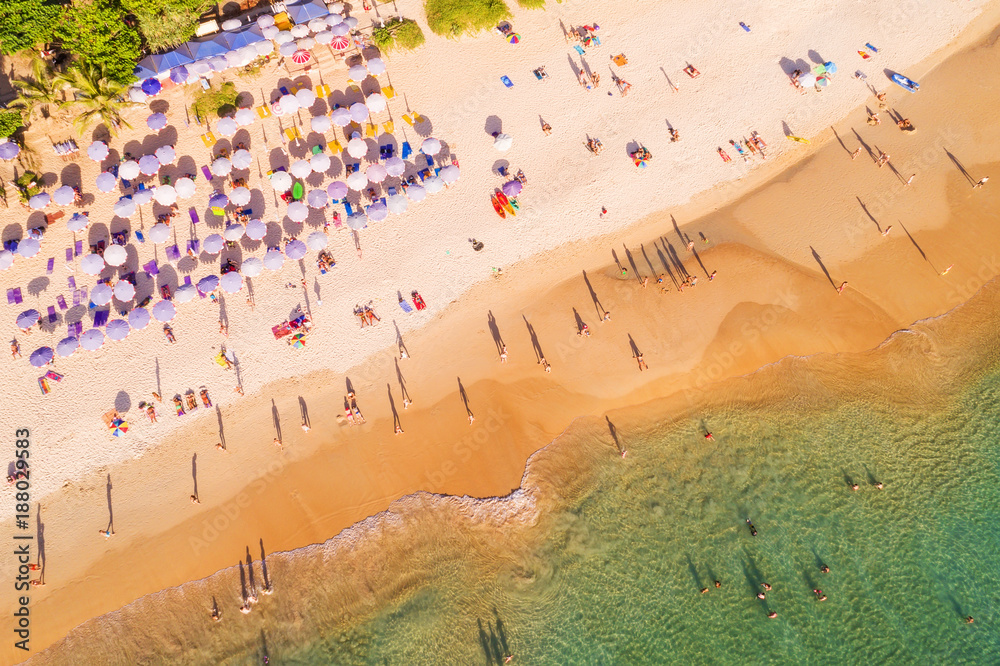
[495,190,516,216]
[491,194,506,219]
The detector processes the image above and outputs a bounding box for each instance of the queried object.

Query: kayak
[890,73,919,93]
[496,190,516,216]
[291,181,304,200]
[491,194,506,219]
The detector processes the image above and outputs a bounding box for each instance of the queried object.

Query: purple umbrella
[80,328,105,351]
[106,319,130,341]
[16,309,40,330]
[327,181,348,200]
[502,180,522,197]
[147,113,167,131]
[56,337,79,357]
[152,300,176,322]
[141,78,161,95]
[285,239,307,259]
[128,307,150,329]
[170,66,189,84]
[30,347,54,367]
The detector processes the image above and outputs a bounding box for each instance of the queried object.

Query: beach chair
[256,104,272,119]
[200,132,216,148]
[166,245,181,262]
[347,84,361,94]
[65,248,73,263]
[45,211,64,225]
[135,229,145,243]
[279,86,290,96]
[417,169,430,181]
[315,83,330,98]
[57,294,67,310]
[387,187,397,196]
[46,257,54,273]
[327,139,343,153]
[382,120,394,134]
[381,85,395,99]
[75,240,83,256]
[201,166,213,180]
[401,141,412,159]
[70,321,82,336]
[47,306,57,323]
[284,127,302,143]
[211,206,225,217]
[399,298,413,313]
[143,260,159,276]
[6,288,21,304]
[93,309,109,327]
[189,209,200,224]
[68,276,76,289]
[344,201,354,215]
[365,123,377,138]
[402,114,414,127]
[187,239,200,255]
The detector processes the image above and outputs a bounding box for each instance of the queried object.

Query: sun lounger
[201,166,213,180]
[47,306,57,323]
[413,113,427,123]
[315,84,330,98]
[574,45,586,56]
[382,121,394,134]
[326,139,342,153]
[45,211,64,225]
[46,257,54,273]
[284,127,302,142]
[402,114,414,126]
[166,244,181,262]
[256,105,272,119]
[93,309,109,327]
[70,321,82,336]
[417,169,430,181]
[75,240,83,256]
[365,123,377,138]
[121,178,131,189]
[187,239,200,255]
[200,132,216,148]
[57,295,67,310]
[399,298,413,313]
[381,85,395,99]
[9,287,22,304]
[401,141,412,159]
[65,247,73,263]
[135,229,145,243]
[211,206,225,216]
[344,201,354,215]
[347,84,361,94]
[189,208,200,224]
[143,260,159,275]
[387,186,396,196]
[68,276,76,289]
[425,155,434,167]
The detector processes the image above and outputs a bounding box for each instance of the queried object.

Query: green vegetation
[9,58,61,122]
[122,0,214,52]
[516,0,545,8]
[424,0,510,37]
[190,81,239,121]
[0,0,59,55]
[15,171,42,202]
[54,0,142,84]
[0,112,22,138]
[57,62,140,136]
[372,18,426,52]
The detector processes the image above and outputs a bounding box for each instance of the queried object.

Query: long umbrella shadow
[105,474,114,532]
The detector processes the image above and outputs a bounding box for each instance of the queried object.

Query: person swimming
[746,519,757,537]
[820,564,830,573]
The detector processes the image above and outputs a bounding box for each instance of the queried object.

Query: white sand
[0,0,988,501]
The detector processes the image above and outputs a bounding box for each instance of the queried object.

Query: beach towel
[201,166,213,180]
[47,306,56,323]
[500,76,514,88]
[75,240,83,256]
[401,142,412,159]
[399,299,413,313]
[574,45,585,56]
[68,276,76,289]
[38,377,50,395]
[166,245,181,262]
[46,257,54,273]
[45,371,63,382]
[93,309,109,327]
[57,295,67,310]
[211,207,225,216]
[135,229,145,243]
[9,288,22,304]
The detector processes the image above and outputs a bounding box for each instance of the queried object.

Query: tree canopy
[0,0,60,55]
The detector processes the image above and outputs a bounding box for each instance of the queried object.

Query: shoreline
[7,1,1000,661]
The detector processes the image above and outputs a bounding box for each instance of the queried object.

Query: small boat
[491,194,506,219]
[890,73,919,93]
[496,190,516,216]
[509,198,520,211]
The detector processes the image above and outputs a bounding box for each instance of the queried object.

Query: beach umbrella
[261,25,280,40]
[406,184,426,202]
[245,219,267,240]
[175,177,196,199]
[257,13,275,27]
[274,30,294,44]
[230,186,251,206]
[823,61,838,74]
[365,92,386,113]
[106,319,130,341]
[279,93,300,113]
[493,133,513,151]
[314,30,334,45]
[798,72,817,88]
[103,244,128,267]
[222,17,242,30]
[152,300,176,322]
[241,256,263,276]
[270,170,292,191]
[217,117,238,136]
[17,238,40,258]
[0,142,20,160]
[296,88,317,108]
[366,57,385,75]
[326,10,344,24]
[190,60,212,75]
[56,337,79,357]
[128,307,150,329]
[386,193,408,214]
[175,283,197,303]
[120,160,140,180]
[81,328,105,351]
[292,49,312,65]
[263,249,285,270]
[330,34,350,50]
[440,165,460,184]
[290,159,312,178]
[170,65,189,84]
[52,185,76,205]
[346,170,368,190]
[366,163,387,182]
[384,156,405,178]
[285,239,308,259]
[208,55,229,71]
[424,176,445,194]
[28,193,50,209]
[148,223,171,243]
[154,185,177,205]
[502,180,522,197]
[507,33,521,45]
[287,201,309,221]
[290,332,306,349]
[346,212,367,230]
[109,418,129,437]
[279,41,299,58]
[91,283,113,305]
[141,78,161,95]
[331,107,351,126]
[366,201,388,221]
[234,108,255,127]
[67,213,90,232]
[307,189,328,208]
[349,102,369,123]
[224,223,245,241]
[80,253,105,274]
[816,77,830,88]
[30,347,53,367]
[310,152,330,173]
[203,234,225,254]
[297,37,316,50]
[113,280,135,300]
[224,50,245,68]
[16,309,40,330]
[231,149,253,169]
[421,137,441,155]
[112,197,135,218]
[331,22,349,36]
[133,188,154,206]
[0,250,12,270]
[220,271,243,293]
[291,24,310,38]
[344,16,358,28]
[212,157,233,176]
[96,172,117,192]
[88,141,109,161]
[327,181,348,200]
[147,112,167,131]
[307,17,328,32]
[347,137,367,159]
[154,145,176,164]
[128,87,148,103]
[307,231,328,250]
[311,115,332,132]
[255,40,274,56]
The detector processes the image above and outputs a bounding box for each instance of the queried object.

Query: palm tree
[58,62,139,137]
[10,57,63,123]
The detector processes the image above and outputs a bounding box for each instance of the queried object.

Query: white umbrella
[366,202,388,221]
[365,92,386,113]
[331,22,349,36]
[175,177,196,199]
[285,239,307,259]
[344,16,358,28]
[421,137,441,155]
[103,244,128,266]
[217,117,238,136]
[28,193,50,209]
[113,197,137,217]
[255,40,274,55]
[286,201,308,221]
[154,145,176,164]
[224,223,245,241]
[346,212,367,230]
[230,186,251,206]
[197,275,220,292]
[348,64,367,81]
[88,141,109,161]
[148,223,171,243]
[279,41,299,58]
[245,219,267,240]
[310,153,330,173]
[90,283,113,305]
[366,163,387,182]
[327,181,348,200]
[152,300,176,322]
[106,320,130,342]
[241,256,263,276]
[307,189,328,208]
[386,193,408,214]
[56,337,79,357]
[96,172,117,192]
[224,50,244,68]
[263,249,284,270]
[128,87,148,103]
[133,188,154,206]
[311,115,332,132]
[128,307,150,329]
[138,154,160,175]
[221,17,242,30]
[153,185,177,205]
[274,30,294,44]
[113,280,135,300]
[439,164,460,183]
[349,102,369,123]
[257,14,275,27]
[220,271,243,293]
[16,238,40,258]
[331,107,351,126]
[270,171,292,191]
[296,88,317,108]
[175,283,196,302]
[307,231,328,250]
[208,55,229,71]
[279,93,300,113]
[314,30,334,45]
[291,24,310,38]
[367,57,386,75]
[231,149,253,169]
[307,17,328,32]
[190,60,212,75]
[52,185,75,205]
[80,328,105,351]
[147,112,167,131]
[347,137,367,158]
[406,184,427,202]
[67,213,90,232]
[0,250,13,270]
[235,107,255,126]
[424,176,445,194]
[212,157,233,176]
[203,234,225,254]
[326,11,344,25]
[290,159,312,178]
[384,156,406,177]
[80,253,105,274]
[346,170,368,190]
[494,133,513,151]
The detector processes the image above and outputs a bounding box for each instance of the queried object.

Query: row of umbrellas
[28,302,174,365]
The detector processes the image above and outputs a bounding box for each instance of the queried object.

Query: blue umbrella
[286,0,330,23]
[133,59,158,80]
[180,36,230,61]
[223,25,265,49]
[823,61,838,74]
[148,50,194,71]
[169,66,189,83]
[30,347,54,367]
[141,78,161,95]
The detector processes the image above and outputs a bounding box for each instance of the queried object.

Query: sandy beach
[3,0,1000,661]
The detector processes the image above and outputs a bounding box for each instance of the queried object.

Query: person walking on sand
[542,359,552,373]
[10,340,20,359]
[837,281,848,294]
[99,528,114,538]
[705,432,715,441]
[635,353,647,371]
[190,494,200,504]
[301,421,310,432]
[219,320,228,337]
[273,437,283,449]
[974,176,989,189]
[905,174,916,186]
[500,345,508,363]
[941,264,954,276]
[882,225,893,237]
[851,147,862,160]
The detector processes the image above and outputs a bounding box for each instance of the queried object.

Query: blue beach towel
[501,75,513,88]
